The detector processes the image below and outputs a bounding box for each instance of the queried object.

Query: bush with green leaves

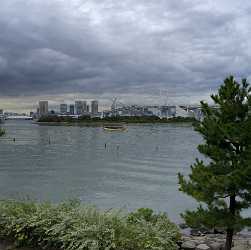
[0,200,180,250]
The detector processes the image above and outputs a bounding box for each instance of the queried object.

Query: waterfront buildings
[69,105,75,115]
[38,101,48,116]
[33,99,203,120]
[160,105,176,118]
[91,100,98,115]
[103,105,177,118]
[0,109,4,123]
[60,104,68,114]
[75,101,87,115]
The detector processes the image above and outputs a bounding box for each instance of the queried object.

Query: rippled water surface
[0,120,203,222]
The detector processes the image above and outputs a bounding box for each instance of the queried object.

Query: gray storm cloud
[0,0,251,110]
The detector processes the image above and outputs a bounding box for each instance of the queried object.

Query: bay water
[0,120,202,222]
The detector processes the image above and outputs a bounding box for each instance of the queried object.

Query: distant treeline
[37,115,196,124]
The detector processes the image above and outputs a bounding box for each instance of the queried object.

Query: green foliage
[178,76,251,234]
[127,208,159,223]
[0,200,180,250]
[38,115,195,124]
[0,128,5,136]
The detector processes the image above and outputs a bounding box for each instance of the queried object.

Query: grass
[0,200,180,250]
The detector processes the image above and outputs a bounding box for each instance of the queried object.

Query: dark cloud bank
[0,0,251,109]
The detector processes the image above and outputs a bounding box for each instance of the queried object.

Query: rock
[195,244,210,250]
[180,223,189,229]
[191,229,201,236]
[248,240,251,246]
[208,242,224,250]
[182,240,197,250]
[231,239,250,250]
[231,246,249,250]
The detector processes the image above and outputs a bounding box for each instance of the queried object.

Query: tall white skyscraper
[75,101,87,115]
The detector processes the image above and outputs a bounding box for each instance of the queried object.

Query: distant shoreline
[35,116,196,126]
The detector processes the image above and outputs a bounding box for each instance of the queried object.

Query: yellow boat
[103,124,127,132]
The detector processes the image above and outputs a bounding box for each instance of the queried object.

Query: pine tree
[178,76,251,250]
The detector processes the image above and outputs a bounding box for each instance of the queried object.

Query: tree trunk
[225,229,234,250]
[225,195,236,250]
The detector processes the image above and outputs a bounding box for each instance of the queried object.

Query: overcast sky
[0,0,251,112]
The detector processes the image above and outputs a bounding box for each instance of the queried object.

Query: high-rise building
[75,101,87,115]
[60,104,68,114]
[39,101,48,116]
[75,101,82,115]
[69,104,75,115]
[83,101,87,113]
[91,100,98,114]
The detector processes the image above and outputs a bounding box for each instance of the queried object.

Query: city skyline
[0,94,209,113]
[0,1,251,112]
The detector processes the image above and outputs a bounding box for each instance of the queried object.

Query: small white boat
[103,123,127,132]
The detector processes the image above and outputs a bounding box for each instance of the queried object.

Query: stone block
[196,244,210,250]
[182,240,197,250]
[209,242,224,250]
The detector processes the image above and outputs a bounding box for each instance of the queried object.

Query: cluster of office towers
[38,100,99,116]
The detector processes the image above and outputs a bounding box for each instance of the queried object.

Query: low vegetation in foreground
[37,115,196,124]
[0,200,180,250]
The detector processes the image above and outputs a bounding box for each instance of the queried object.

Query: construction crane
[111,97,118,116]
[111,97,125,116]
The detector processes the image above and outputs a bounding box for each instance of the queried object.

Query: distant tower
[75,101,87,115]
[69,104,75,115]
[91,100,98,115]
[159,89,169,118]
[60,104,68,114]
[39,101,48,116]
[83,101,87,113]
[111,97,117,116]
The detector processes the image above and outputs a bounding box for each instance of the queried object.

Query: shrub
[0,200,180,250]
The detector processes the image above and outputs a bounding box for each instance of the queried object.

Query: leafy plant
[0,200,180,250]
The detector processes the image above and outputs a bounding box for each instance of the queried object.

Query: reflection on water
[0,120,202,222]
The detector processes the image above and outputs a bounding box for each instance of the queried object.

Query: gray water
[0,120,202,222]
